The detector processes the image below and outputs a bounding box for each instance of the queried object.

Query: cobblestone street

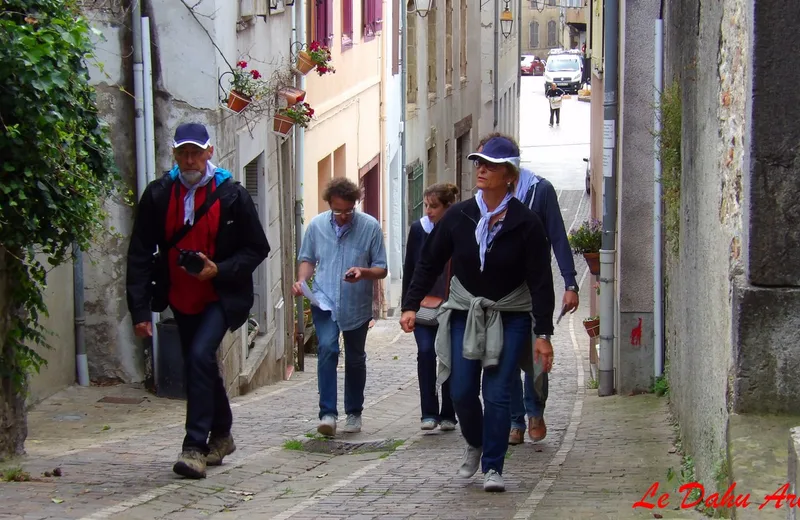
[1,185,702,520]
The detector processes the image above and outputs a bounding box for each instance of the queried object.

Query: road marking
[514,265,589,519]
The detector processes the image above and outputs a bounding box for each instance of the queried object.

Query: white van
[543,54,583,94]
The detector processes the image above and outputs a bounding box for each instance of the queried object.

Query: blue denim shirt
[299,211,387,331]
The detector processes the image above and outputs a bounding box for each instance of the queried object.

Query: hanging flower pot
[273,113,295,135]
[583,252,601,276]
[279,87,307,105]
[295,50,315,75]
[227,90,252,113]
[583,316,600,338]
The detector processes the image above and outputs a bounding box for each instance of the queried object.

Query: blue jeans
[312,307,370,419]
[449,311,530,475]
[510,369,549,431]
[172,302,233,454]
[413,324,456,423]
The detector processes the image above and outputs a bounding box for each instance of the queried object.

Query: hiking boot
[173,450,206,479]
[528,417,547,442]
[508,427,525,445]
[457,444,481,478]
[342,414,362,433]
[483,469,505,492]
[318,415,337,437]
[439,419,457,431]
[206,433,236,467]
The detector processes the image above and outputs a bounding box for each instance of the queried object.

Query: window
[529,0,538,8]
[460,0,467,80]
[426,145,437,185]
[342,0,354,48]
[427,4,437,95]
[311,0,333,46]
[363,0,383,40]
[445,0,453,88]
[548,0,555,5]
[529,20,539,48]
[406,5,418,104]
[392,0,400,74]
[547,19,557,47]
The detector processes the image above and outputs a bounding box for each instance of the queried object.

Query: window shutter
[374,0,383,31]
[343,0,354,44]
[326,0,334,47]
[362,0,372,38]
[391,0,400,73]
[314,0,325,43]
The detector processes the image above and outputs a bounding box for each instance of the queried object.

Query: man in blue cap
[126,123,270,479]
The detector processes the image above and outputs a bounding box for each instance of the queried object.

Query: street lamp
[500,3,514,39]
[410,0,434,17]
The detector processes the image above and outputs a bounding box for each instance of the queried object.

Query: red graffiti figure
[631,318,642,346]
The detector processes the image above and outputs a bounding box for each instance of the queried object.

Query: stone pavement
[0,192,702,520]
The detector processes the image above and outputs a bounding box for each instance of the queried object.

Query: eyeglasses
[331,209,355,216]
[473,159,504,171]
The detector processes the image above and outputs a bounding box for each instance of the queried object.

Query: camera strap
[162,179,234,253]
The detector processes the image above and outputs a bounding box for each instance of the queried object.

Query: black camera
[177,249,206,275]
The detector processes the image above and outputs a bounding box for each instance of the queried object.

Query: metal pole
[653,18,664,377]
[132,0,146,201]
[598,0,619,397]
[73,244,89,386]
[293,0,307,372]
[493,0,499,129]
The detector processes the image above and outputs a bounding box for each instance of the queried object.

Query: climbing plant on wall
[0,0,118,390]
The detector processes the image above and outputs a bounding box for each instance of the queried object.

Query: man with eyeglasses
[292,177,388,437]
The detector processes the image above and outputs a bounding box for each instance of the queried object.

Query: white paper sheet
[301,283,331,311]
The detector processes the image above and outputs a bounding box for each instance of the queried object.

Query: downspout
[400,2,407,261]
[653,5,664,377]
[493,0,499,129]
[598,0,618,397]
[73,243,88,386]
[293,0,307,371]
[516,0,521,102]
[132,1,147,201]
[379,0,388,314]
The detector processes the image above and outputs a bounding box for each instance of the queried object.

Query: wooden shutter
[362,0,373,38]
[314,0,325,43]
[326,0,334,46]
[343,0,354,47]
[374,0,383,31]
[391,0,400,74]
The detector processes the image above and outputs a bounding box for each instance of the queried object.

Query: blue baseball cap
[173,123,211,149]
[467,136,521,168]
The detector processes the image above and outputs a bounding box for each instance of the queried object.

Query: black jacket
[402,220,449,303]
[401,197,555,335]
[126,174,270,331]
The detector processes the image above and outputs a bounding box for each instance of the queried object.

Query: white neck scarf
[420,215,434,234]
[474,190,513,272]
[179,162,215,225]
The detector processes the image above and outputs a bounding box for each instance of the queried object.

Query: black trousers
[172,301,232,454]
[549,108,561,125]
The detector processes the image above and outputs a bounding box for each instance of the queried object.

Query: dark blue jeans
[413,324,456,423]
[510,369,549,431]
[312,307,370,419]
[449,311,530,475]
[172,301,233,455]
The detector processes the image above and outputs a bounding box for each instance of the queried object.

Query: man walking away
[292,178,388,437]
[126,123,270,479]
[546,83,565,127]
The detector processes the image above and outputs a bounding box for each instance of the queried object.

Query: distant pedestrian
[126,123,270,479]
[547,83,565,127]
[402,183,459,432]
[292,178,388,437]
[400,136,555,492]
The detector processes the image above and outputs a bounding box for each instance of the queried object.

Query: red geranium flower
[237,60,247,68]
[251,70,261,79]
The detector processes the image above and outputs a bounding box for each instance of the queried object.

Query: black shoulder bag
[149,180,233,312]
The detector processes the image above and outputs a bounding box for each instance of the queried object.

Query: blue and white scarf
[420,215,434,234]
[515,167,540,207]
[474,190,513,272]
[178,162,215,225]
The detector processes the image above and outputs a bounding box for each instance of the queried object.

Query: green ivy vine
[0,0,118,390]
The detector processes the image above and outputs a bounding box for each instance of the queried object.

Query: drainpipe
[598,0,619,397]
[73,243,89,386]
[400,2,407,260]
[493,0,499,129]
[653,13,664,377]
[293,0,307,371]
[132,1,146,201]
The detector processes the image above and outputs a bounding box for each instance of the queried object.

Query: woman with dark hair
[402,183,460,432]
[400,136,555,492]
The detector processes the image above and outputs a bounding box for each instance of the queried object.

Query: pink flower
[237,60,247,68]
[251,70,261,79]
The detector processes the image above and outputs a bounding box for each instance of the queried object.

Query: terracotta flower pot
[273,113,295,135]
[583,252,601,276]
[227,90,251,113]
[279,87,306,105]
[295,51,316,75]
[583,318,600,338]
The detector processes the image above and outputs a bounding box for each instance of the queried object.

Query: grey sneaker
[483,469,505,492]
[318,415,337,437]
[342,414,362,433]
[457,444,481,478]
[206,433,236,466]
[173,450,206,479]
[421,419,438,431]
[439,420,456,431]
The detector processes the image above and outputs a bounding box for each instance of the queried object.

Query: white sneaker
[317,415,337,437]
[342,414,362,433]
[483,469,505,492]
[439,420,456,431]
[457,444,481,478]
[421,419,438,431]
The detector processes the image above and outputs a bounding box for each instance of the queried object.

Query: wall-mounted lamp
[500,3,514,39]
[409,0,434,17]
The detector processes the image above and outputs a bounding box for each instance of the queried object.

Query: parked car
[520,55,545,76]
